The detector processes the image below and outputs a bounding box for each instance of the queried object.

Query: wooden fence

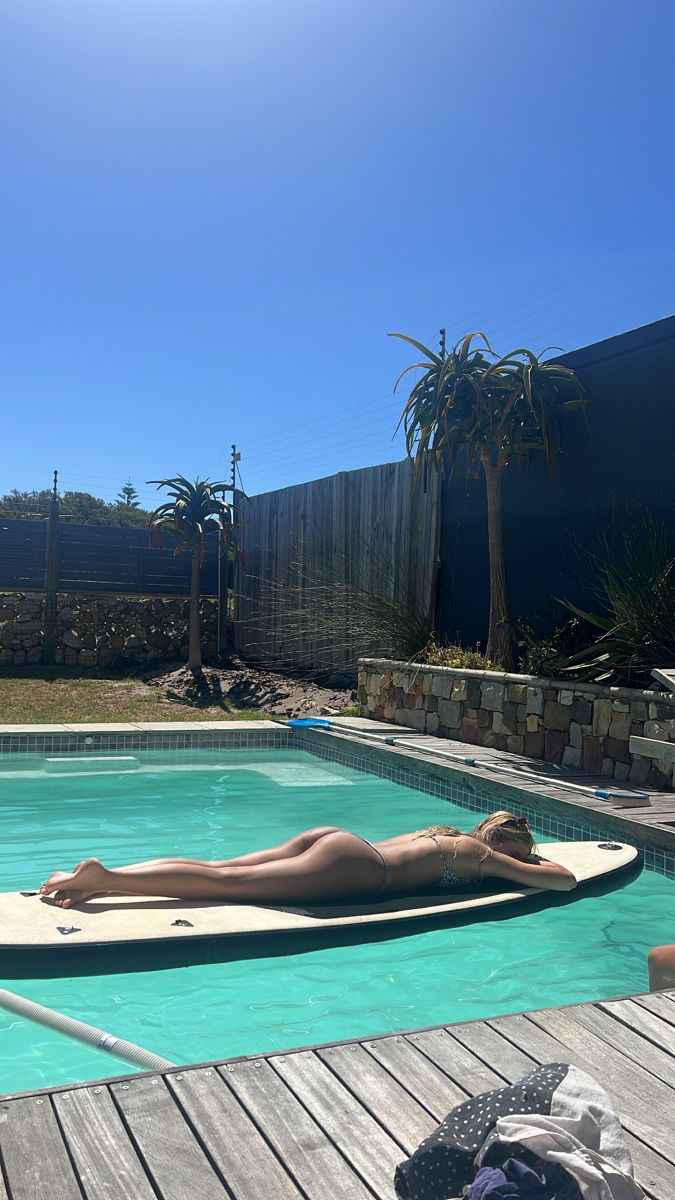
[0,518,219,596]
[234,459,440,675]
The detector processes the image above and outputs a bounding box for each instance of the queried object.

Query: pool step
[44,756,140,773]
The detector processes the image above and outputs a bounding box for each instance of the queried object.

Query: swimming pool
[1,746,672,1094]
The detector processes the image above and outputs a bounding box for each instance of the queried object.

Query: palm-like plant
[147,476,235,672]
[391,331,588,667]
[559,511,675,686]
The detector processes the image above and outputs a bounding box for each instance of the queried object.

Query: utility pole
[439,328,446,359]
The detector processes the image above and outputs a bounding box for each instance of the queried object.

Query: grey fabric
[476,1065,644,1200]
[394,1063,569,1199]
[394,1063,643,1200]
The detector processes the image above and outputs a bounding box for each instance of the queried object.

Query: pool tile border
[1,721,674,879]
[0,721,287,757]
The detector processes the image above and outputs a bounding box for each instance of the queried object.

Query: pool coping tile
[0,724,72,733]
[63,723,141,733]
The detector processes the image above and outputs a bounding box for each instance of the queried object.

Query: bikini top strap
[428,833,453,875]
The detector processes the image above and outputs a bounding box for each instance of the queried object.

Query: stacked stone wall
[0,592,220,667]
[358,658,675,791]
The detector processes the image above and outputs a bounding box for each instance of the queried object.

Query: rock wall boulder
[0,592,221,667]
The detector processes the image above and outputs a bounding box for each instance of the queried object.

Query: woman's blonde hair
[471,810,536,853]
[415,824,462,839]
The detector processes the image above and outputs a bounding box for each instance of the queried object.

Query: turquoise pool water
[1,747,672,1095]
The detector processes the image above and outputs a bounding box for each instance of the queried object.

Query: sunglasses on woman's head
[503,817,530,831]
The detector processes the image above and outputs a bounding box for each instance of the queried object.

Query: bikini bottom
[349,833,389,892]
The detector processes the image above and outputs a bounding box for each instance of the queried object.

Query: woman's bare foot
[39,859,109,908]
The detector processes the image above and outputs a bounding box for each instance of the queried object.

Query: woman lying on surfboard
[39,810,576,908]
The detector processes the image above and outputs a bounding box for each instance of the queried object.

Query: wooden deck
[2,990,675,1199]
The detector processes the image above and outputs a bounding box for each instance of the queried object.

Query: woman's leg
[155,826,344,869]
[40,832,386,908]
[39,827,343,904]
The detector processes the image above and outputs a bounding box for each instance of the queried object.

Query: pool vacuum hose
[0,988,175,1073]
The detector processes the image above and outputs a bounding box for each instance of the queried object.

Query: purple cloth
[467,1158,554,1198]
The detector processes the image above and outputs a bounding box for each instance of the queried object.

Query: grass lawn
[0,672,274,724]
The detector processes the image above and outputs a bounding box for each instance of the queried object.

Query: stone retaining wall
[358,657,675,791]
[0,592,220,667]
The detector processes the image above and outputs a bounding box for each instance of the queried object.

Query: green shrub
[421,638,497,671]
[557,510,675,687]
[514,610,589,678]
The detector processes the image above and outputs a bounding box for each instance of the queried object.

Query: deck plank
[635,992,675,1025]
[165,1067,304,1200]
[4,994,675,1200]
[598,997,675,1058]
[269,1050,403,1198]
[406,1026,505,1093]
[363,1033,469,1116]
[0,1095,81,1200]
[443,1018,539,1081]
[486,1010,675,1199]
[524,1008,675,1165]
[220,1058,374,1200]
[53,1085,157,1200]
[110,1075,230,1200]
[568,1003,675,1087]
[316,1042,436,1154]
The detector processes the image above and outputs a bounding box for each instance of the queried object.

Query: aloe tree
[391,332,588,668]
[147,476,235,673]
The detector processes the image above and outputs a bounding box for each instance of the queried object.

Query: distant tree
[61,491,113,524]
[0,488,53,517]
[391,331,588,668]
[0,486,152,527]
[147,476,236,673]
[117,479,140,508]
[106,504,153,529]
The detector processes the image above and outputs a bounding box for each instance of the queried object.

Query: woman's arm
[454,836,576,891]
[482,848,577,891]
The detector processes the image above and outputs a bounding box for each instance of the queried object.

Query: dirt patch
[138,660,358,719]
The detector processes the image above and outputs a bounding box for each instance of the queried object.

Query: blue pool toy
[287,718,333,729]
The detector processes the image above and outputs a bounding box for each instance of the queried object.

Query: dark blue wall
[437,315,675,645]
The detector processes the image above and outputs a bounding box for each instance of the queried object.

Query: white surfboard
[0,841,638,951]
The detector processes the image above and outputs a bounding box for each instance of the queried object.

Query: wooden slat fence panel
[0,520,219,596]
[234,459,439,674]
[0,521,46,589]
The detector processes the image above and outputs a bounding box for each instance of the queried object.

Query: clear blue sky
[2,0,673,506]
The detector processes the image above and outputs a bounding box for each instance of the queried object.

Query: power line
[242,277,670,475]
[460,259,667,350]
[233,253,668,465]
